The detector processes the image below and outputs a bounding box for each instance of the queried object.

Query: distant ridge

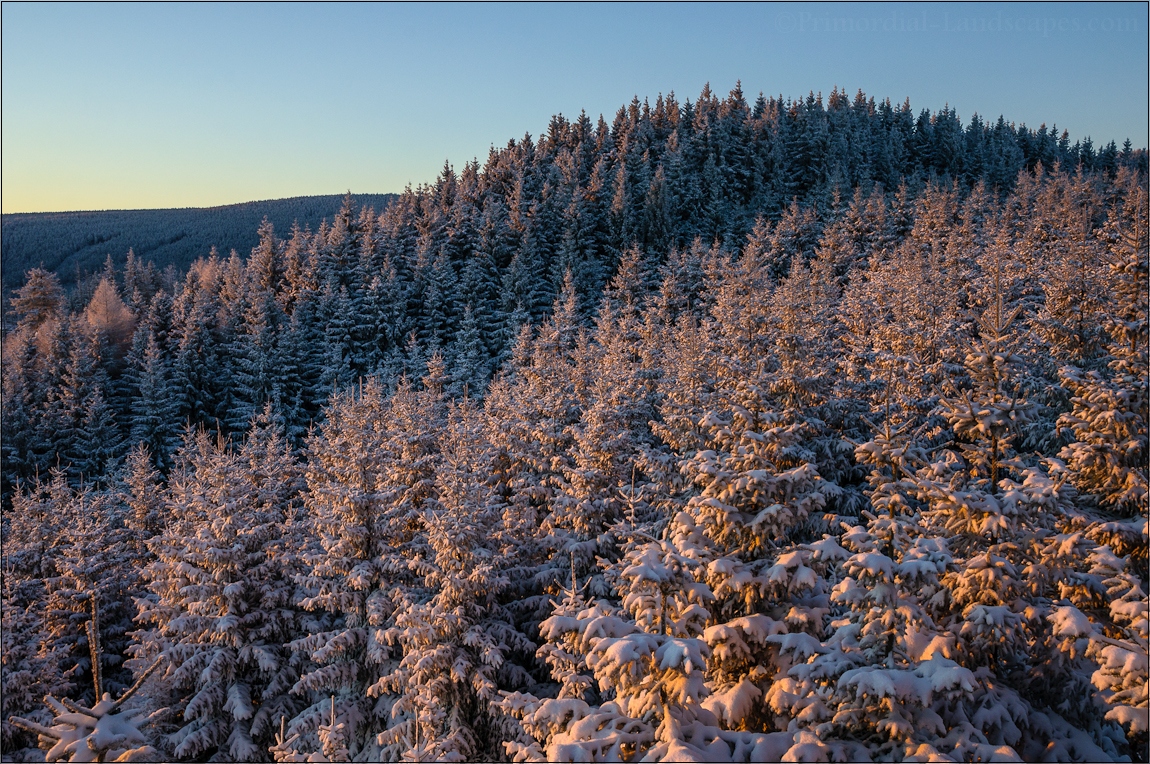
[1,193,396,293]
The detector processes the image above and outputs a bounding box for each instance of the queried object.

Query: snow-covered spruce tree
[870,280,1125,758]
[447,303,491,399]
[116,443,166,542]
[912,291,1063,750]
[497,441,836,761]
[1,323,44,498]
[838,182,970,435]
[1030,172,1112,370]
[1041,529,1149,761]
[9,266,67,333]
[168,255,229,435]
[132,407,305,761]
[52,318,119,485]
[279,376,400,761]
[1058,180,1148,517]
[1047,178,1149,759]
[8,613,165,763]
[372,398,535,762]
[42,485,146,709]
[482,277,590,589]
[81,275,136,373]
[72,387,125,485]
[2,473,76,758]
[127,327,181,472]
[546,252,661,581]
[229,247,290,434]
[284,362,445,761]
[771,243,866,515]
[760,468,1000,762]
[270,697,352,763]
[2,585,66,760]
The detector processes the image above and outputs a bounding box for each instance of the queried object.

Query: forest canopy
[2,85,1147,763]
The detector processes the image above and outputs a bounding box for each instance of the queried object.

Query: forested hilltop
[2,85,1147,763]
[0,193,397,297]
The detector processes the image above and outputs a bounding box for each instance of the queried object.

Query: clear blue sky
[3,2,1147,213]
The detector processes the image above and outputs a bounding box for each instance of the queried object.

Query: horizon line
[1,191,398,217]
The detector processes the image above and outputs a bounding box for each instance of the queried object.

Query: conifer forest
[2,86,1148,763]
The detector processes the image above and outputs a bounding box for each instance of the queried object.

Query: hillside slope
[1,193,395,292]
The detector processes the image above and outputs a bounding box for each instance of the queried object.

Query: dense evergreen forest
[0,194,397,297]
[1,85,1147,763]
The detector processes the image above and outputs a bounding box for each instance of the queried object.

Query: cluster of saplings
[1,85,1147,762]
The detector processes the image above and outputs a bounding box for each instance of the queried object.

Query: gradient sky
[3,2,1147,213]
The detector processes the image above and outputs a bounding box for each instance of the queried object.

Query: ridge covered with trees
[0,194,397,297]
[2,84,1147,763]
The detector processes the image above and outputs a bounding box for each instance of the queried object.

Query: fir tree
[1058,181,1148,516]
[127,329,180,472]
[133,411,305,760]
